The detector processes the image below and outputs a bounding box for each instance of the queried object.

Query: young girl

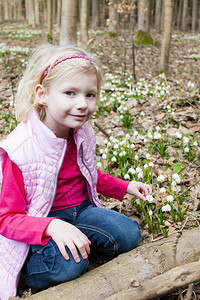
[0,44,152,300]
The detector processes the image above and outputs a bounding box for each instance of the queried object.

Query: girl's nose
[76,95,87,110]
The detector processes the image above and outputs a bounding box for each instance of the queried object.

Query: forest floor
[0,23,200,299]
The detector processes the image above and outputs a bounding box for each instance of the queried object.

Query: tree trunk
[47,0,53,43]
[138,0,150,33]
[159,0,173,73]
[56,0,62,29]
[80,0,88,45]
[192,0,198,31]
[181,0,188,31]
[35,0,40,25]
[108,0,117,32]
[21,227,200,300]
[59,0,78,46]
[91,0,100,27]
[28,0,36,27]
[106,260,200,300]
[155,0,162,32]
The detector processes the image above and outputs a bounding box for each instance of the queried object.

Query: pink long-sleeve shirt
[0,137,128,246]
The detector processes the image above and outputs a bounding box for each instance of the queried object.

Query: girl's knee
[115,219,141,253]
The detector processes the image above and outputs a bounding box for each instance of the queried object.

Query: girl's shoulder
[0,122,30,159]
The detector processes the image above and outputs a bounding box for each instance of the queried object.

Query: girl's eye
[65,91,75,96]
[87,93,96,98]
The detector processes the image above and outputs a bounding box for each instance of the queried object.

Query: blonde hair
[15,44,103,122]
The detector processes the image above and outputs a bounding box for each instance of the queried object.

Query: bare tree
[91,0,100,27]
[159,0,173,73]
[60,0,78,46]
[47,0,53,43]
[138,0,150,33]
[108,0,117,32]
[181,0,188,31]
[80,0,88,45]
[155,0,162,32]
[192,0,198,31]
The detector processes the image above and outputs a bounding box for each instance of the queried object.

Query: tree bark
[159,0,173,73]
[192,0,198,32]
[138,0,150,33]
[105,260,200,300]
[155,0,162,32]
[47,0,53,43]
[80,0,88,45]
[91,0,100,27]
[182,0,188,31]
[21,227,200,300]
[59,0,78,46]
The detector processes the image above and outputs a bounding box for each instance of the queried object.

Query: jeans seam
[77,223,118,253]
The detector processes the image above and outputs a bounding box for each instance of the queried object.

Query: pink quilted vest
[0,110,101,300]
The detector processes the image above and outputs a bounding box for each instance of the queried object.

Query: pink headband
[40,54,95,84]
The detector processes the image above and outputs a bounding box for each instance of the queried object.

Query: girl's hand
[126,181,152,202]
[45,219,91,263]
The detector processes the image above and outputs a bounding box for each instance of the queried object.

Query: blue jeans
[22,200,141,289]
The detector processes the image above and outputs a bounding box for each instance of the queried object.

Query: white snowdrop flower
[96,162,102,168]
[124,174,130,180]
[126,134,130,139]
[144,164,148,169]
[114,144,119,149]
[193,141,198,146]
[147,132,153,139]
[119,115,123,119]
[111,157,117,162]
[171,112,175,117]
[102,154,107,159]
[144,138,148,143]
[171,180,177,186]
[104,148,109,153]
[104,139,108,144]
[138,171,143,179]
[130,143,135,149]
[134,131,139,136]
[184,147,189,153]
[161,204,171,212]
[160,187,166,193]
[154,132,162,139]
[136,167,142,173]
[113,151,118,156]
[146,153,151,159]
[160,90,165,95]
[107,142,112,147]
[148,210,153,216]
[149,162,154,167]
[183,136,189,144]
[167,195,174,202]
[0,105,2,109]
[156,126,160,132]
[172,173,180,184]
[176,132,182,139]
[157,174,165,182]
[128,168,135,174]
[167,105,170,109]
[146,195,154,202]
[100,149,104,154]
[135,155,139,160]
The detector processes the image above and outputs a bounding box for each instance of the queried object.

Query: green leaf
[172,163,186,173]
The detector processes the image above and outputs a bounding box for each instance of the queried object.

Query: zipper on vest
[49,140,68,213]
[81,144,101,206]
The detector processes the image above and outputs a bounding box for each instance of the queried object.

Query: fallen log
[11,227,200,300]
[105,260,200,300]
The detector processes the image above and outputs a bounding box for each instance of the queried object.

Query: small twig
[183,283,195,300]
[94,122,110,138]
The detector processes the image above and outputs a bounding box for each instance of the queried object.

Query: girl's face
[36,71,97,140]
